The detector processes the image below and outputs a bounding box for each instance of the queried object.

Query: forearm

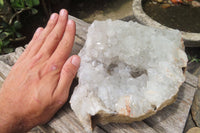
[0,116,24,133]
[0,97,25,133]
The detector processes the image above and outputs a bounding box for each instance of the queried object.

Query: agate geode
[70,20,187,132]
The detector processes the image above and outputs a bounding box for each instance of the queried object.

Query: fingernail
[60,9,67,16]
[50,13,57,20]
[71,56,80,68]
[35,27,42,33]
[34,27,43,38]
[68,20,74,25]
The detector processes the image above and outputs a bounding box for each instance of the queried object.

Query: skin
[0,9,80,133]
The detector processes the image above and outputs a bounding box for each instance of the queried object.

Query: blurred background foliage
[0,0,40,53]
[0,0,71,54]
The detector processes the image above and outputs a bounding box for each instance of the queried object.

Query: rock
[152,1,158,4]
[70,20,187,132]
[0,47,24,66]
[192,1,200,7]
[157,0,163,3]
[161,3,171,8]
[187,127,200,133]
[191,83,200,127]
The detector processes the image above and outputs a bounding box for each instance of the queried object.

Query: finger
[49,20,76,67]
[38,9,68,57]
[30,27,44,45]
[17,27,44,63]
[53,55,80,102]
[28,13,59,57]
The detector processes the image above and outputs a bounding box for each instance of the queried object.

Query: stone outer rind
[90,75,183,128]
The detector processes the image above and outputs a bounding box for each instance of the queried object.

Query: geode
[70,20,187,132]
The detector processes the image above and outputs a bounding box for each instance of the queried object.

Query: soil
[143,0,200,33]
[186,47,200,59]
[69,0,133,23]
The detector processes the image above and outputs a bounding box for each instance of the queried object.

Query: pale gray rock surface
[70,20,187,132]
[0,47,24,66]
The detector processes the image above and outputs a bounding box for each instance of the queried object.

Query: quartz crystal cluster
[70,20,187,132]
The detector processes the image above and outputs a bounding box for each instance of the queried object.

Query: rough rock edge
[90,78,182,128]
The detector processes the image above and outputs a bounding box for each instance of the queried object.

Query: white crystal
[70,20,187,132]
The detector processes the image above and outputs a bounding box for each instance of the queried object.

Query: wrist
[0,97,25,133]
[0,114,24,133]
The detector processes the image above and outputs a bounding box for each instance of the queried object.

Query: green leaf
[0,33,4,39]
[4,32,11,36]
[10,0,25,9]
[0,32,11,39]
[1,21,8,28]
[18,0,25,7]
[0,0,4,8]
[4,26,14,32]
[14,20,22,29]
[0,40,3,51]
[32,0,40,6]
[2,40,10,47]
[0,33,4,40]
[3,48,14,53]
[25,0,40,7]
[31,8,38,15]
[16,32,22,38]
[189,55,200,63]
[25,0,33,7]
[188,55,191,60]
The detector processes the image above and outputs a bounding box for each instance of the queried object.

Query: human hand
[0,9,80,133]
